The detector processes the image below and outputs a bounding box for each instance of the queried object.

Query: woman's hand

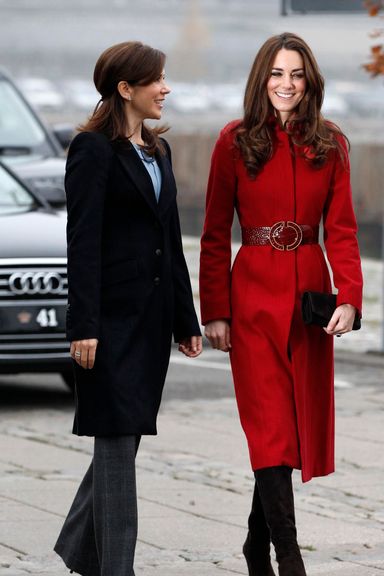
[70,339,99,369]
[205,320,231,352]
[324,304,357,337]
[178,336,203,357]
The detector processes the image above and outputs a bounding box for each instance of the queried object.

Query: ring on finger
[75,351,81,357]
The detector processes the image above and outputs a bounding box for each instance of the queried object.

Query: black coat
[65,131,200,436]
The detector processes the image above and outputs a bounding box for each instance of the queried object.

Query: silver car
[0,68,71,208]
[0,161,72,389]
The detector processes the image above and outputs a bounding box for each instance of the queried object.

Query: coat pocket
[101,259,139,287]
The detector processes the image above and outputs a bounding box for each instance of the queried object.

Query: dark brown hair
[80,41,168,154]
[235,32,348,177]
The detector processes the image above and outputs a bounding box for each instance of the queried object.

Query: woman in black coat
[54,41,202,576]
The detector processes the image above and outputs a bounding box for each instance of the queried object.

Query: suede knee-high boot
[255,466,307,576]
[243,481,276,576]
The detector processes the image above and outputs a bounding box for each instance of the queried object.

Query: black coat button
[155,248,162,256]
[154,277,160,286]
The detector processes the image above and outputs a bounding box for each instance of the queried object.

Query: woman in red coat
[200,33,363,576]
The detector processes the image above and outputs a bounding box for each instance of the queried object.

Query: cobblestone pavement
[0,238,383,575]
[0,365,383,575]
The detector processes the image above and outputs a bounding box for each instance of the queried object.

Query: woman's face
[267,49,306,124]
[129,71,171,121]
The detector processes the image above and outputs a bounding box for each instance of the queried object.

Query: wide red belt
[241,222,319,251]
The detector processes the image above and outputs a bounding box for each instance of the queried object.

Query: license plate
[0,305,66,334]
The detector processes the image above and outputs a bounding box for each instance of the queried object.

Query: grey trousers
[54,435,140,576]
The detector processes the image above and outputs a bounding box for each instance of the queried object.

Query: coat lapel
[116,144,159,215]
[155,147,177,218]
[115,142,177,220]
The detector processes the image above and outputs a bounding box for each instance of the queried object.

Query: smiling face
[267,49,306,124]
[128,71,171,122]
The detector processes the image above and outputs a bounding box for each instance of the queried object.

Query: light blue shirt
[132,143,162,202]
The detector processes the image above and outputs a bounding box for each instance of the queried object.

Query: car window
[0,165,36,214]
[0,79,53,154]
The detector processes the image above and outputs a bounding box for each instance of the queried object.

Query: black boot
[243,481,276,576]
[255,466,307,576]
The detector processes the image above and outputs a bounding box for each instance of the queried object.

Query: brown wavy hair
[235,32,348,178]
[79,41,168,155]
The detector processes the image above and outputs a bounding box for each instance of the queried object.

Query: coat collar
[155,144,177,216]
[115,140,176,219]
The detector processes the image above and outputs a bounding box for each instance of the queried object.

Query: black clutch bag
[301,291,361,331]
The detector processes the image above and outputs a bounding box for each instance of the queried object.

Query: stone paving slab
[0,478,80,517]
[0,435,89,476]
[139,486,249,520]
[0,359,383,574]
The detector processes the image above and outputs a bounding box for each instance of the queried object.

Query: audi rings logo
[8,271,64,295]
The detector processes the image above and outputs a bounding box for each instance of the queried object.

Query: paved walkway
[0,238,383,575]
[0,369,383,575]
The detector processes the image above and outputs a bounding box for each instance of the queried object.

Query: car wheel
[61,370,75,392]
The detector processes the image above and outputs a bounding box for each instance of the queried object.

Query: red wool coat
[200,120,363,483]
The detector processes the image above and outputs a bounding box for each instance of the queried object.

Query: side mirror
[52,124,75,151]
[37,185,66,208]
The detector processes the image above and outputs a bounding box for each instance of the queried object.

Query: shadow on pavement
[0,374,73,409]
